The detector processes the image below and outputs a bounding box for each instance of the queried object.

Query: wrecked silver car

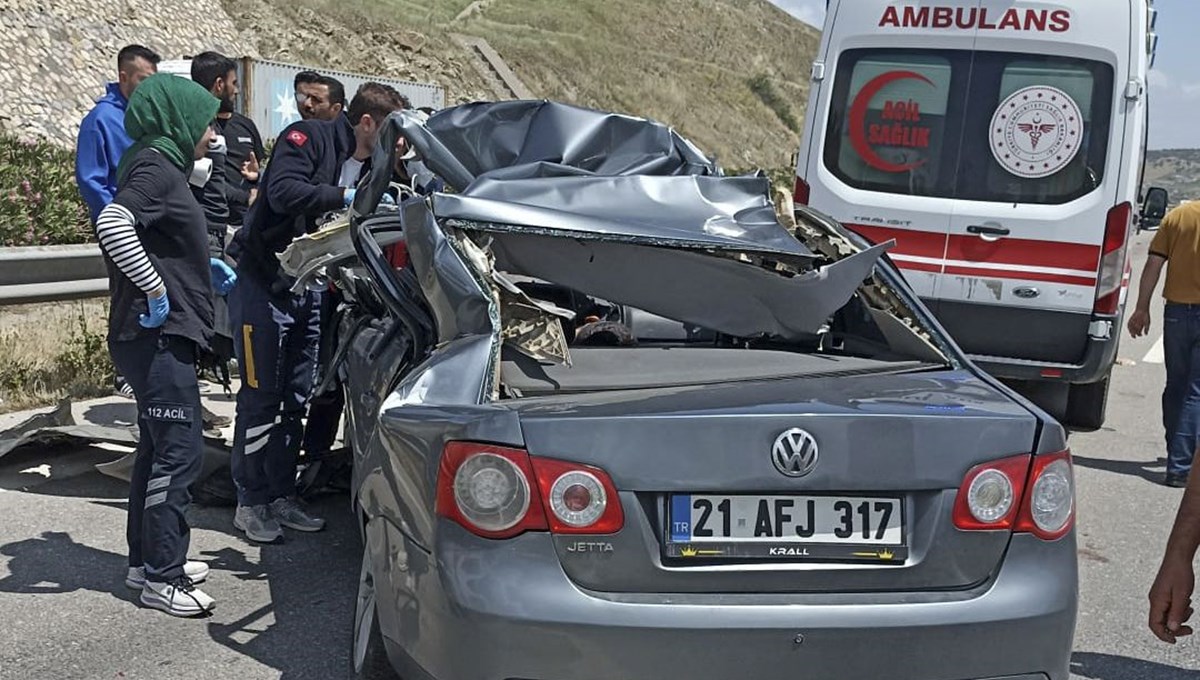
[285,101,1077,680]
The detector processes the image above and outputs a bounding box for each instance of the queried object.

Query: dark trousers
[302,289,344,457]
[1162,303,1200,476]
[228,270,322,506]
[109,333,204,583]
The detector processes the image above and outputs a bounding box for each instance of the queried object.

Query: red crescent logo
[848,70,934,173]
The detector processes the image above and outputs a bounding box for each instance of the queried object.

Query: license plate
[665,494,907,562]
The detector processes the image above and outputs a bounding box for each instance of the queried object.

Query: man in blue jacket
[226,82,406,543]
[75,44,160,399]
[75,44,161,224]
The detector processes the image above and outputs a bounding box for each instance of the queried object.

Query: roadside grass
[0,300,113,414]
[456,0,816,168]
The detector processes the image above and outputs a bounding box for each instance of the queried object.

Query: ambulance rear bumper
[968,314,1119,385]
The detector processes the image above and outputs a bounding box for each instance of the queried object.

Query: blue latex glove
[210,258,237,295]
[139,289,170,329]
[343,188,357,207]
[379,192,396,206]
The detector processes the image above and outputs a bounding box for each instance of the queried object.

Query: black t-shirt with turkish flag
[109,149,214,349]
[231,116,354,287]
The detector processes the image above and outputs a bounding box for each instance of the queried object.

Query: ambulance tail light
[1093,202,1132,315]
[794,177,811,206]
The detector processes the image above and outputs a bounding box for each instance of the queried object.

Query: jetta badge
[772,428,819,477]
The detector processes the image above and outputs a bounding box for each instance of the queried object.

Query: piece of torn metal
[0,399,137,459]
[434,174,814,263]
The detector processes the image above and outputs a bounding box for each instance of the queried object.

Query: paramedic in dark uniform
[94,73,234,616]
[299,87,411,495]
[226,82,406,543]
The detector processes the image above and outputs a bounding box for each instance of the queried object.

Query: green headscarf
[116,73,220,183]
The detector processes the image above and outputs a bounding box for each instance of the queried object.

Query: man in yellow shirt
[1129,200,1200,487]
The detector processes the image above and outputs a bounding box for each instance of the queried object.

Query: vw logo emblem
[772,428,819,477]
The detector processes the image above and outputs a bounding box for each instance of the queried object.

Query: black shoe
[1164,473,1189,488]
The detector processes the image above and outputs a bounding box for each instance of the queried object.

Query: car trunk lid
[506,366,1037,594]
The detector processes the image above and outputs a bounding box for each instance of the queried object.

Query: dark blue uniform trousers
[228,269,322,507]
[109,333,204,583]
[301,288,344,458]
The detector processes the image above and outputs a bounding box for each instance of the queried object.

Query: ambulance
[794,0,1168,430]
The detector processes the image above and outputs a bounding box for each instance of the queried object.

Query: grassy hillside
[1145,149,1200,204]
[221,0,821,169]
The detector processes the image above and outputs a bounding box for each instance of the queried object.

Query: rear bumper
[373,522,1078,680]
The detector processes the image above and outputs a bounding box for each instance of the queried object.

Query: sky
[768,0,1195,150]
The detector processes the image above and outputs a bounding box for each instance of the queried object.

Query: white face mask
[188,157,213,188]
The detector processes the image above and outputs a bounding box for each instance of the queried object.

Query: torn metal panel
[278,215,406,293]
[0,399,137,459]
[486,232,888,339]
[0,425,138,459]
[403,200,496,343]
[782,197,953,365]
[401,200,503,401]
[492,270,573,366]
[434,175,815,264]
[385,335,497,407]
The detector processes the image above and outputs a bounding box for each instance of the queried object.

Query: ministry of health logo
[989,85,1083,180]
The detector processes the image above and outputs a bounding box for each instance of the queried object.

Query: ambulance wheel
[1065,374,1111,433]
[352,541,399,680]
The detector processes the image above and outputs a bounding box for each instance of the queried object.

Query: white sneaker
[234,504,283,543]
[125,561,210,590]
[140,577,215,617]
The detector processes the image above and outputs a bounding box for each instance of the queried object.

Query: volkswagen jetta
[285,101,1078,680]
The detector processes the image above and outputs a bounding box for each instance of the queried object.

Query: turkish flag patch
[286,130,309,147]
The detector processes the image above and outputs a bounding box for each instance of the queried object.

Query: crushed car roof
[360,101,816,261]
[339,101,888,351]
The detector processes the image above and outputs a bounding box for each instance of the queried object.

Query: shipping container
[159,57,445,141]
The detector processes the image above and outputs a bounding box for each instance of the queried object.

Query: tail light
[436,442,624,538]
[952,454,1030,530]
[953,450,1075,540]
[531,457,624,534]
[793,176,811,206]
[436,443,547,539]
[1014,451,1075,540]
[1093,202,1132,315]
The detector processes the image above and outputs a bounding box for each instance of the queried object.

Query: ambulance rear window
[824,49,1114,205]
[826,54,952,196]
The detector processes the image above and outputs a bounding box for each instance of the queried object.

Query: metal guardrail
[0,245,109,306]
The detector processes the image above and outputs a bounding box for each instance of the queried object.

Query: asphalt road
[0,231,1198,679]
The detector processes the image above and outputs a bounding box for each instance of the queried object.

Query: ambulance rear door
[807,1,983,311]
[939,0,1128,365]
